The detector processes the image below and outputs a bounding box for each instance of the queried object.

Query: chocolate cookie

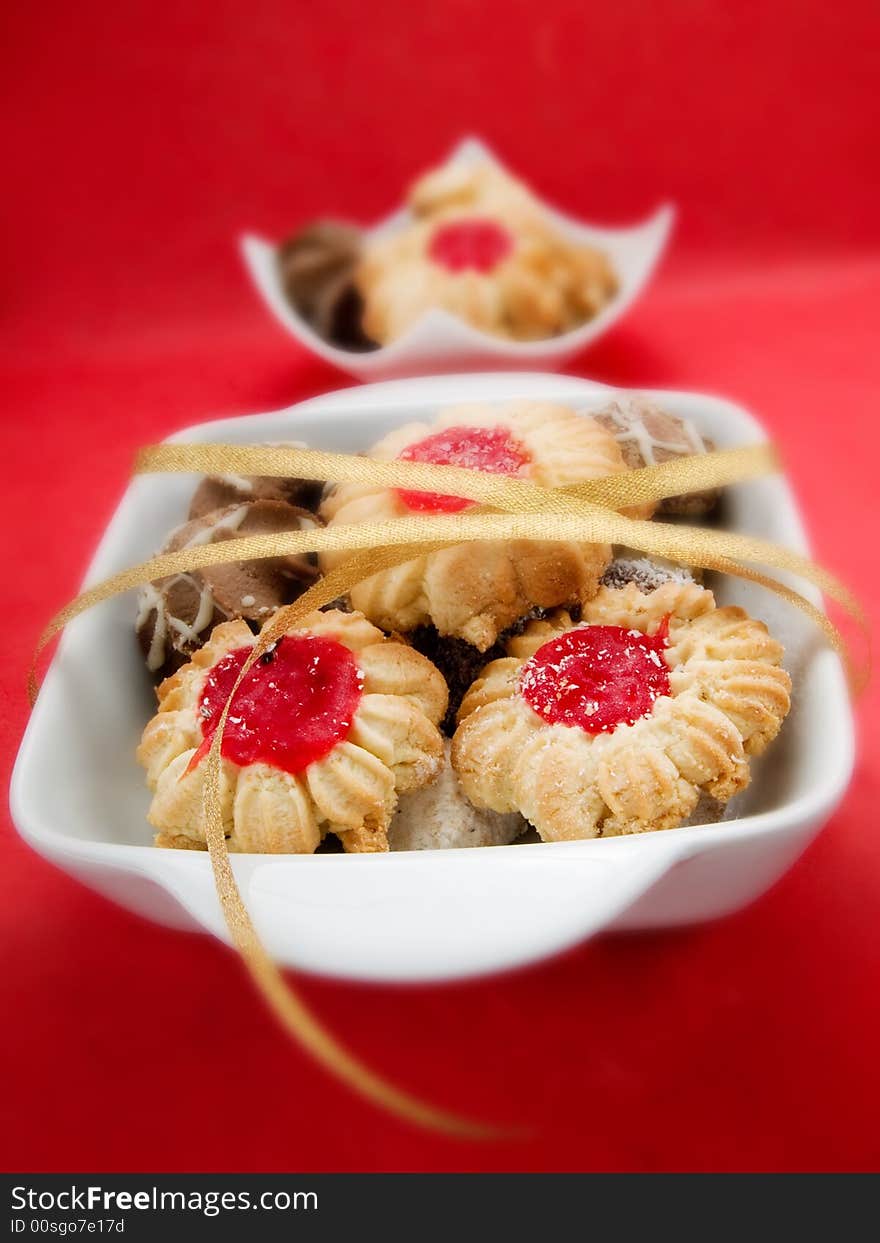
[278,221,376,350]
[409,627,500,735]
[409,609,558,735]
[136,499,322,682]
[189,445,324,518]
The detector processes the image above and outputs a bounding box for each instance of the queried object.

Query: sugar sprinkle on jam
[189,634,363,774]
[519,619,672,734]
[397,424,530,513]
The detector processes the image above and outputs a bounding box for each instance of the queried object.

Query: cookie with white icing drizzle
[591,396,721,517]
[136,500,322,682]
[189,442,324,518]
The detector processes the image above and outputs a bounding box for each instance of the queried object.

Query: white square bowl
[241,137,674,380]
[10,373,854,983]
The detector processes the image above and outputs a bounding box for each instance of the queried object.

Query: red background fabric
[2,1,879,1172]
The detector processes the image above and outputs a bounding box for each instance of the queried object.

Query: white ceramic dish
[11,373,854,983]
[241,137,674,380]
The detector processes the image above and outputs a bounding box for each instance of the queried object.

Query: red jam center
[519,621,671,735]
[428,219,513,273]
[192,634,363,774]
[397,425,530,513]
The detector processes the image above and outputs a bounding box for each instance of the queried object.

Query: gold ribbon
[29,440,868,1137]
[136,440,778,511]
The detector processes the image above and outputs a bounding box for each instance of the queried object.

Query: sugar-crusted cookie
[388,742,525,851]
[600,554,699,593]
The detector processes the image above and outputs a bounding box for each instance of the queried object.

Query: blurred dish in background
[241,137,673,379]
[284,161,619,347]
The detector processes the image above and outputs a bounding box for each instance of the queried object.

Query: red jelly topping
[519,620,671,735]
[191,635,363,774]
[397,424,530,513]
[428,218,513,273]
